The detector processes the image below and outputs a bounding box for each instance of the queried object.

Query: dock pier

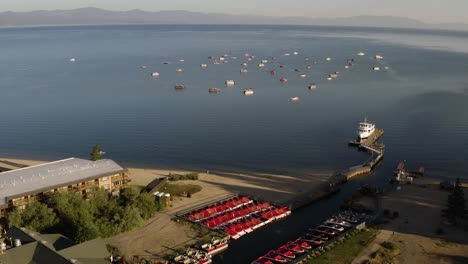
[343,129,385,180]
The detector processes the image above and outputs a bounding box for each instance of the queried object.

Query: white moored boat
[225,80,235,86]
[151,72,160,77]
[357,118,376,139]
[290,96,300,101]
[375,54,384,60]
[357,52,365,56]
[243,89,254,95]
[372,67,381,71]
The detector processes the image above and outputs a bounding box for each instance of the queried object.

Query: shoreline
[0,157,334,205]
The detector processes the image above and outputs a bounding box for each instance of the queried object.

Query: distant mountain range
[0,7,467,31]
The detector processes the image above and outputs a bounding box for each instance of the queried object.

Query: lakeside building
[0,158,129,218]
[0,226,110,263]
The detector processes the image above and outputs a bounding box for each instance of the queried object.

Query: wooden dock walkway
[344,129,385,180]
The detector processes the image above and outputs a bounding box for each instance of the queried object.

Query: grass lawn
[161,182,202,196]
[308,228,378,264]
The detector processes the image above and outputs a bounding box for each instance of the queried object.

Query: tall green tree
[6,202,58,232]
[90,144,104,161]
[443,178,467,224]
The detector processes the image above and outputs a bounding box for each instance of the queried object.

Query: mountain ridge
[0,7,466,31]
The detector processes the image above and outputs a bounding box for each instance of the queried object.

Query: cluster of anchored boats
[173,237,229,264]
[143,50,386,102]
[252,210,367,264]
[182,196,291,240]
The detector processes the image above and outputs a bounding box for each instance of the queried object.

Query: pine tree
[444,178,467,224]
[90,144,104,161]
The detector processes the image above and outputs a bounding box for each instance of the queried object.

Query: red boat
[271,70,276,75]
[253,257,275,264]
[284,242,304,253]
[293,238,311,250]
[264,251,288,263]
[280,78,287,83]
[275,247,295,259]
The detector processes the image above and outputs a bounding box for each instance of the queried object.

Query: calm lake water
[0,24,467,263]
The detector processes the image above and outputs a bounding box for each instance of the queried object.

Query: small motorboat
[302,234,324,245]
[325,218,351,227]
[306,65,312,69]
[219,57,225,61]
[209,88,221,93]
[179,59,185,62]
[200,64,208,68]
[175,84,186,89]
[327,76,333,81]
[243,89,254,95]
[264,251,288,263]
[258,63,265,67]
[300,74,307,78]
[253,257,274,264]
[290,96,300,101]
[284,242,304,253]
[270,70,276,75]
[329,73,338,78]
[280,78,287,83]
[357,52,365,56]
[275,247,295,259]
[176,68,183,72]
[140,65,147,69]
[294,68,301,72]
[284,53,291,56]
[261,59,268,63]
[306,231,329,241]
[241,62,248,66]
[151,72,160,77]
[163,62,170,64]
[314,227,336,236]
[293,238,311,250]
[325,57,331,61]
[240,68,248,73]
[375,54,384,60]
[225,80,235,86]
[293,51,299,55]
[373,66,381,71]
[308,83,317,90]
[69,58,76,62]
[321,223,345,232]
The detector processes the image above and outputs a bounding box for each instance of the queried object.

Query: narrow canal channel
[213,165,392,264]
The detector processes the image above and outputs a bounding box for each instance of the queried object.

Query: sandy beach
[352,178,468,264]
[0,157,333,259]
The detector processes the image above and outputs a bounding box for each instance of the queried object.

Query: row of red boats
[182,196,292,240]
[221,206,291,240]
[184,196,253,222]
[253,211,366,264]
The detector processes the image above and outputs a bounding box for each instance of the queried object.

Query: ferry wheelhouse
[357,118,375,139]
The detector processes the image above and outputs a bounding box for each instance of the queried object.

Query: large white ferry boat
[357,118,375,139]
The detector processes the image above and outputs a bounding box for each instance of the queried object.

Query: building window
[112,180,122,186]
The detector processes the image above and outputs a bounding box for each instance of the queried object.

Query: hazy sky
[2,0,467,24]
